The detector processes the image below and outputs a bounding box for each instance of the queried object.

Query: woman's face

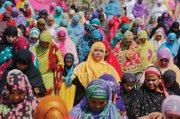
[30,37,39,43]
[39,40,50,48]
[58,35,66,41]
[65,58,73,67]
[88,97,107,113]
[159,58,169,68]
[139,38,146,44]
[6,35,17,44]
[92,47,105,62]
[9,89,26,104]
[155,34,162,41]
[145,73,161,91]
[47,19,54,26]
[123,82,134,93]
[17,63,28,71]
[168,39,174,45]
[124,41,132,47]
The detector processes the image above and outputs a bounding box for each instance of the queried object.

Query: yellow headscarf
[73,42,120,87]
[40,30,52,43]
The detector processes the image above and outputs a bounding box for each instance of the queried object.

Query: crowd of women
[0,0,180,118]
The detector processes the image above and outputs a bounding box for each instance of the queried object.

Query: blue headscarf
[76,25,96,63]
[104,0,121,20]
[70,79,120,119]
[0,1,13,14]
[54,6,64,25]
[67,15,84,45]
[159,32,179,58]
[92,29,103,41]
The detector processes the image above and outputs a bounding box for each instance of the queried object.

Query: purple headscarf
[132,0,148,18]
[162,11,174,28]
[157,48,172,61]
[11,7,27,26]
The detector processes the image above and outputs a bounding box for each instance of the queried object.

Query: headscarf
[168,22,180,39]
[132,0,148,18]
[11,7,27,26]
[162,11,174,28]
[74,42,120,88]
[54,6,64,25]
[122,72,136,84]
[60,18,69,27]
[104,0,121,20]
[57,27,79,65]
[0,69,38,118]
[157,47,172,63]
[49,2,57,15]
[14,37,29,50]
[162,95,180,119]
[0,1,13,14]
[103,40,123,78]
[91,29,103,41]
[70,79,120,119]
[34,95,69,119]
[63,53,74,86]
[29,27,40,39]
[159,32,179,58]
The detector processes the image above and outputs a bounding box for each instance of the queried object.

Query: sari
[73,42,120,88]
[32,30,64,95]
[113,31,143,73]
[70,79,120,119]
[138,30,156,69]
[0,69,38,118]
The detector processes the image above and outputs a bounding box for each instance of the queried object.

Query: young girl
[0,69,38,118]
[70,79,120,118]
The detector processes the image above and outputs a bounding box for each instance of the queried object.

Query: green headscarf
[39,30,52,43]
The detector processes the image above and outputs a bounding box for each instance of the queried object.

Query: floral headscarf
[0,69,38,118]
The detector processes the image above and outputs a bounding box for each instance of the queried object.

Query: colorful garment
[103,40,123,79]
[123,0,136,18]
[67,15,84,45]
[155,48,180,85]
[138,30,156,69]
[54,6,64,25]
[0,1,13,14]
[70,79,120,119]
[110,23,130,49]
[56,27,79,65]
[76,25,95,63]
[0,69,38,118]
[59,53,76,111]
[162,11,174,28]
[73,42,120,88]
[104,0,121,21]
[114,31,143,73]
[132,0,149,19]
[159,32,179,58]
[32,30,64,95]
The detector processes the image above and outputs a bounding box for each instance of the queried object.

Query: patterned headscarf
[0,69,38,118]
[91,29,103,41]
[29,27,40,38]
[14,37,30,50]
[70,79,120,119]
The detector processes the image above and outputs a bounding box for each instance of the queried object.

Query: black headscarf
[0,26,17,52]
[168,22,180,39]
[63,53,74,77]
[163,69,180,96]
[1,49,46,97]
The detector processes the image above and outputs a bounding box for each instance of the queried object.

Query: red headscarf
[103,40,123,79]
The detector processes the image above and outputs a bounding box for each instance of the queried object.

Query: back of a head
[34,95,69,119]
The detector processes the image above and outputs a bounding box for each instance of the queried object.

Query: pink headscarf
[49,2,57,15]
[14,37,29,50]
[57,27,79,65]
[60,0,68,12]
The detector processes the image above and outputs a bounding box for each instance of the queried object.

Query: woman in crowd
[149,29,166,51]
[110,23,130,49]
[54,6,64,25]
[104,0,121,21]
[56,27,79,65]
[159,32,179,58]
[67,15,84,45]
[59,53,76,111]
[70,79,120,119]
[103,40,123,79]
[168,21,180,39]
[161,10,174,28]
[155,48,180,85]
[2,49,46,97]
[132,0,149,19]
[127,66,170,118]
[163,69,180,95]
[113,31,143,74]
[0,69,38,118]
[34,95,69,119]
[138,30,156,69]
[162,95,180,119]
[29,27,40,50]
[32,30,64,95]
